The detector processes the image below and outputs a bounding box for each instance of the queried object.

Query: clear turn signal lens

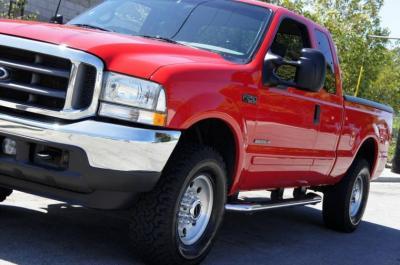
[99,103,167,126]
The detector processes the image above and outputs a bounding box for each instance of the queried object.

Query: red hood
[0,20,228,79]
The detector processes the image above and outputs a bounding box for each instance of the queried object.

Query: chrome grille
[0,34,103,120]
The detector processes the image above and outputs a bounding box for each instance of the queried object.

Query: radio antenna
[54,0,62,17]
[50,0,64,24]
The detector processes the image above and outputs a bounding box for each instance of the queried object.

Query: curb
[373,177,400,183]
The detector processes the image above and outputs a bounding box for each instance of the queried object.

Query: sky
[380,0,400,39]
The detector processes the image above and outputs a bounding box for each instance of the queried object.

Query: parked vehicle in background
[0,0,393,264]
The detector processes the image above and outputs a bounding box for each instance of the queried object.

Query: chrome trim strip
[0,34,104,120]
[225,194,322,212]
[0,82,66,99]
[0,113,181,172]
[0,58,70,78]
[64,61,81,110]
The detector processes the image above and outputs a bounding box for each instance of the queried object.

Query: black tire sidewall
[345,165,370,227]
[323,159,371,232]
[173,159,227,261]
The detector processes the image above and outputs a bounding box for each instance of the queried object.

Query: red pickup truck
[0,0,393,264]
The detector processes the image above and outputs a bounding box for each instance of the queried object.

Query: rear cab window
[314,30,337,95]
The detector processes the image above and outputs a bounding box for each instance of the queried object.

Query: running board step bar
[225,193,322,213]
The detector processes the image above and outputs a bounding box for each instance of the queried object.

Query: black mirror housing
[50,14,64,24]
[296,49,326,92]
[263,48,326,93]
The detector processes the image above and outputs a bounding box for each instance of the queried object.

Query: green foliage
[389,117,399,161]
[370,48,400,114]
[0,0,37,20]
[265,0,311,14]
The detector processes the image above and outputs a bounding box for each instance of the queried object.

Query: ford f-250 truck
[0,0,394,264]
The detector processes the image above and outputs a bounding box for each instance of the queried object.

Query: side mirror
[50,14,64,24]
[263,48,326,92]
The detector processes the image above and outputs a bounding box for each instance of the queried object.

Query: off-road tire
[0,187,12,202]
[323,159,370,232]
[129,145,227,265]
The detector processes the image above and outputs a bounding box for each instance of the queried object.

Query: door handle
[314,105,321,125]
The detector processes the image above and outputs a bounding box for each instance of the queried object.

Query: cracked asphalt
[0,181,399,265]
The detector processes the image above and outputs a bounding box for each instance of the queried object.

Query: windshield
[68,0,272,62]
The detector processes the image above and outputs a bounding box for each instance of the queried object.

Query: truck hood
[0,20,228,79]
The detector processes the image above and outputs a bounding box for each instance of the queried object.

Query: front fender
[151,61,261,193]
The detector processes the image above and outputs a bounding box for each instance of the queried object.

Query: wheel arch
[176,113,246,195]
[352,136,379,178]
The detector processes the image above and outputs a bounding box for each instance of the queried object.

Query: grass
[389,116,399,162]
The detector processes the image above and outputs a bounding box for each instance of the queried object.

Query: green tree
[313,1,389,97]
[0,0,37,20]
[263,0,310,14]
[392,116,400,172]
[370,48,400,112]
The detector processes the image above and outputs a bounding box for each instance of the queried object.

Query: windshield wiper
[72,24,112,32]
[139,35,181,45]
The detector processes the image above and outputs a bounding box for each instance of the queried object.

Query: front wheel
[130,145,227,265]
[323,159,370,232]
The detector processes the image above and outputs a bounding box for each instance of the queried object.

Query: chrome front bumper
[0,113,181,172]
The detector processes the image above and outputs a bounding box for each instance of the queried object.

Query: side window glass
[270,19,311,82]
[315,30,337,94]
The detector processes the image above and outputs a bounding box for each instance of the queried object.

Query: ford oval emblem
[0,67,9,80]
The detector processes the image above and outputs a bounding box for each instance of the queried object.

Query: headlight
[99,72,167,126]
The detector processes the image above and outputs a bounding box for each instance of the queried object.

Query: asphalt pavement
[0,172,399,265]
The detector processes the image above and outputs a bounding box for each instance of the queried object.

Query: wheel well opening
[355,138,377,172]
[178,119,237,189]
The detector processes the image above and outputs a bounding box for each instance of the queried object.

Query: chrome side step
[225,193,322,213]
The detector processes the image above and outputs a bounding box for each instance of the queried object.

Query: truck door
[310,29,344,178]
[244,17,321,189]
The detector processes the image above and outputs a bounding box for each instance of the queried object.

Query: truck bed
[344,95,394,114]
[331,96,394,181]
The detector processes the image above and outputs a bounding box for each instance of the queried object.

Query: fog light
[2,138,16,156]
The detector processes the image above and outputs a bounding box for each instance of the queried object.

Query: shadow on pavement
[0,204,399,265]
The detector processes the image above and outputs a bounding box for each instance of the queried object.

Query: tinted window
[270,19,311,82]
[69,0,272,62]
[315,30,337,94]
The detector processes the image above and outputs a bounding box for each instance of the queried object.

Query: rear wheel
[0,187,12,202]
[129,145,227,265]
[323,159,370,232]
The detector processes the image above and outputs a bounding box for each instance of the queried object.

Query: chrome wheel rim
[349,174,364,223]
[177,174,214,246]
